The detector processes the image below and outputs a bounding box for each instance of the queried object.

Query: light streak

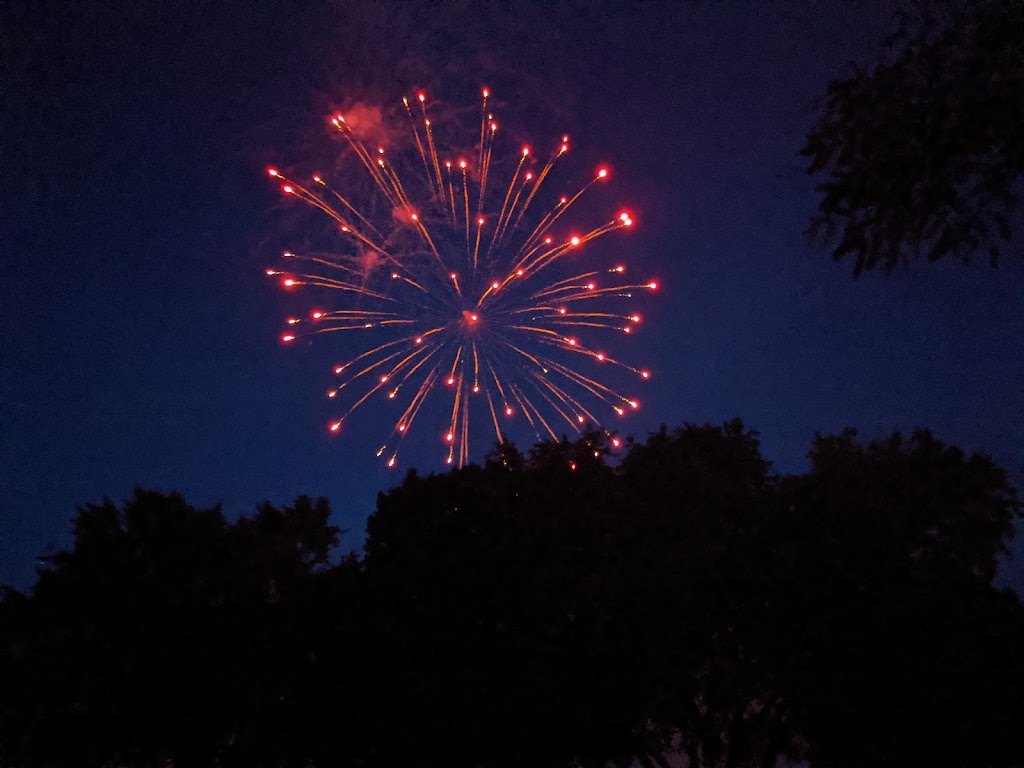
[267,89,655,467]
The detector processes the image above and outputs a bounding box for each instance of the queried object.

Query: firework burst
[267,88,656,468]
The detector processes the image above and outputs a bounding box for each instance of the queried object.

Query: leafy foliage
[0,491,343,767]
[803,0,1024,274]
[1,426,1021,767]
[774,430,1024,767]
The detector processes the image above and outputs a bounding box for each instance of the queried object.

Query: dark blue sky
[2,0,1022,590]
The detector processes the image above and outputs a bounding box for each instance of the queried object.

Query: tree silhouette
[360,431,645,768]
[1,427,1022,767]
[0,490,345,768]
[617,421,787,767]
[803,0,1024,274]
[771,429,1024,767]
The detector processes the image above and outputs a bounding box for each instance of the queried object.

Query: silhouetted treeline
[1,421,1022,768]
[804,0,1024,274]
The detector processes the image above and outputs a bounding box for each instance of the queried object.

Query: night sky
[2,1,1022,591]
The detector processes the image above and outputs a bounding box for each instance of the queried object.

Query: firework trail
[267,89,657,468]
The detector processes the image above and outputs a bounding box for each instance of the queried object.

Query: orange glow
[269,91,654,469]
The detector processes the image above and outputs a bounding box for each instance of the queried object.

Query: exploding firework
[267,89,656,468]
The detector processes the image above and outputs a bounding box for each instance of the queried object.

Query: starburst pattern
[267,89,656,467]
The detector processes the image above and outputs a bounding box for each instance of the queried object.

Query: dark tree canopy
[0,491,345,768]
[803,0,1024,274]
[1,427,1022,768]
[775,429,1024,767]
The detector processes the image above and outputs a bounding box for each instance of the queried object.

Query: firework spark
[267,89,656,468]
